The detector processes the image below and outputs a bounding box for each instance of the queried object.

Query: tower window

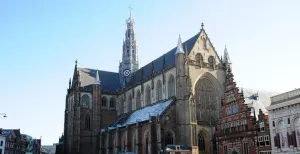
[109,97,116,109]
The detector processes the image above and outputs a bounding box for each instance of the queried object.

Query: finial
[75,59,78,65]
[175,34,184,54]
[94,70,101,85]
[128,5,133,17]
[201,22,204,29]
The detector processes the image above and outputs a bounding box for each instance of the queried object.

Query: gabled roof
[78,68,122,93]
[107,99,175,129]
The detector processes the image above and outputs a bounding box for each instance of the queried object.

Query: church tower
[119,11,139,87]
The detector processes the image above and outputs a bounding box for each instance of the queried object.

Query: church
[63,13,232,154]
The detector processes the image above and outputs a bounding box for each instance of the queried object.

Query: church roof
[78,68,122,93]
[127,32,200,86]
[107,98,174,129]
[76,31,201,92]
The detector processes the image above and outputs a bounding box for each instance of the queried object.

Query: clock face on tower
[123,69,131,77]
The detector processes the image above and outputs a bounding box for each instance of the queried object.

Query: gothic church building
[64,14,232,154]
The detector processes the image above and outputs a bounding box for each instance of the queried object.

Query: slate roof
[127,32,200,86]
[107,99,175,130]
[78,68,122,93]
[78,32,200,92]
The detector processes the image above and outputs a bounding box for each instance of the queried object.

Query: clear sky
[0,0,299,145]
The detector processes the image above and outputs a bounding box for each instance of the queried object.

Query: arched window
[85,114,91,130]
[279,120,288,149]
[132,135,136,152]
[136,90,141,109]
[128,94,132,112]
[81,94,90,108]
[168,75,175,98]
[109,97,116,108]
[165,131,174,146]
[156,80,162,102]
[195,78,218,123]
[294,118,300,147]
[208,56,214,69]
[195,53,203,63]
[198,134,205,151]
[102,96,107,108]
[145,86,151,106]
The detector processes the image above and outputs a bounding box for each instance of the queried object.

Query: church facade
[64,14,232,154]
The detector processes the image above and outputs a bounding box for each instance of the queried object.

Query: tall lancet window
[195,53,203,64]
[168,75,175,98]
[136,90,141,109]
[145,86,151,106]
[156,80,162,102]
[85,114,91,130]
[128,94,132,112]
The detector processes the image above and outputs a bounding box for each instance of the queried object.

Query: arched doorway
[198,130,210,153]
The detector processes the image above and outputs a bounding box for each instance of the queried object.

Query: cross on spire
[128,5,133,17]
[201,22,204,29]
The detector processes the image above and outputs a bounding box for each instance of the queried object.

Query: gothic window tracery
[156,80,162,102]
[81,94,90,108]
[208,56,214,69]
[102,96,107,108]
[168,75,175,97]
[165,131,174,146]
[195,53,203,64]
[136,90,141,109]
[195,78,218,124]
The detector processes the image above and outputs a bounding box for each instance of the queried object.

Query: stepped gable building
[64,12,233,154]
[267,88,300,154]
[216,68,258,154]
[256,109,272,154]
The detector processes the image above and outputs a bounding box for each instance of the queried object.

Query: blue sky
[0,0,299,145]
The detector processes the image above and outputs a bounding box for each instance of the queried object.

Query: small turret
[94,70,101,85]
[175,35,184,54]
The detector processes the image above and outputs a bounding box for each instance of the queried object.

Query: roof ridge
[79,67,118,74]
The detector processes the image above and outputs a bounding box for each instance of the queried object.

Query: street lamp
[0,113,7,118]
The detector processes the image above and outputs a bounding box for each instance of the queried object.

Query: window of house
[273,121,275,127]
[0,141,2,146]
[288,118,290,124]
[258,136,265,146]
[264,135,270,145]
[224,145,228,154]
[260,122,265,131]
[243,143,248,154]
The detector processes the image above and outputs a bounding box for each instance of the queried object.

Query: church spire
[175,35,184,54]
[119,7,139,87]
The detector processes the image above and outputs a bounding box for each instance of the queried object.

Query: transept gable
[188,29,222,66]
